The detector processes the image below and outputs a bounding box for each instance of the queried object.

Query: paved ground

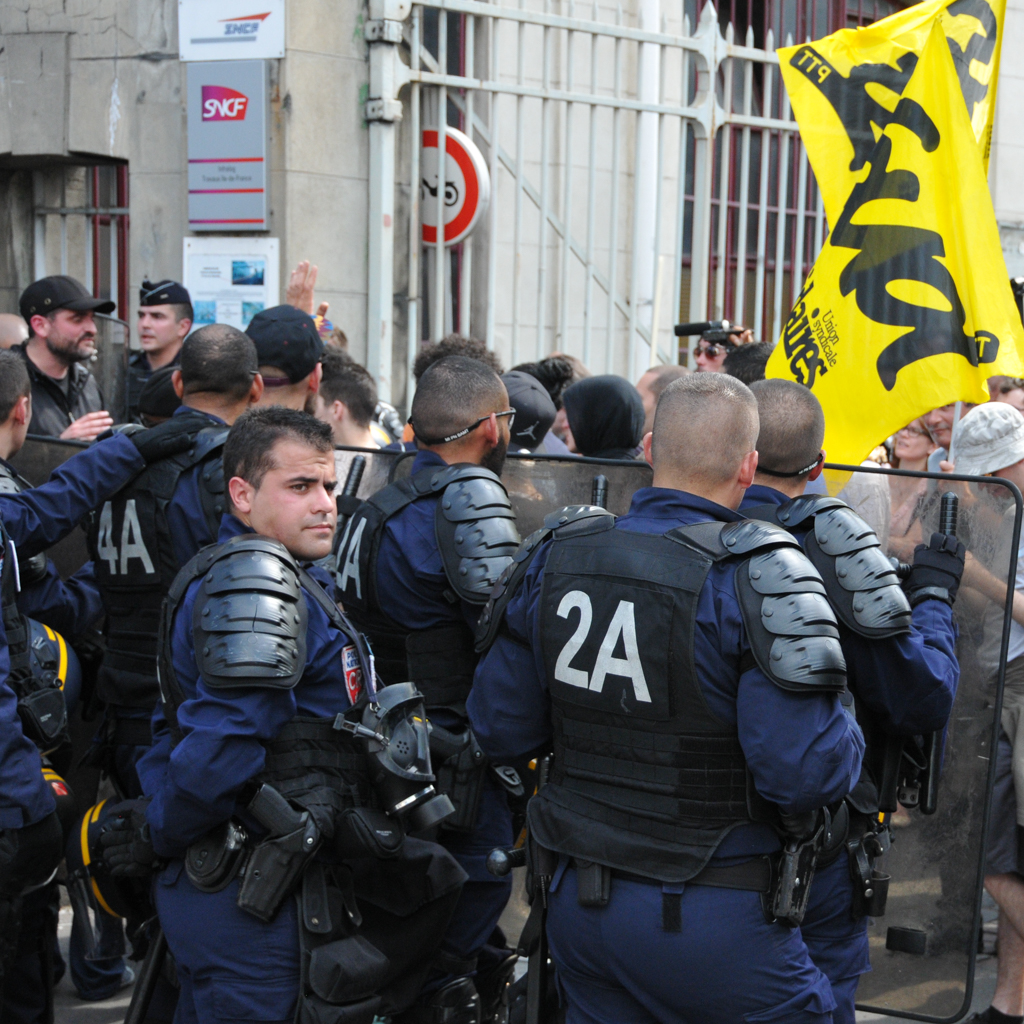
[51,880,1001,1024]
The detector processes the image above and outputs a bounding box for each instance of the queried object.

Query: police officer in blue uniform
[127,280,193,422]
[86,324,264,802]
[739,379,962,1023]
[469,373,865,1024]
[336,356,522,1023]
[111,408,463,1024]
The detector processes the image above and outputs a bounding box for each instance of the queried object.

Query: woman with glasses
[889,419,936,560]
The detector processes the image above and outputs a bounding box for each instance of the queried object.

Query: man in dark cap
[246,305,324,413]
[128,280,194,421]
[15,275,114,440]
[501,370,556,453]
[136,366,183,426]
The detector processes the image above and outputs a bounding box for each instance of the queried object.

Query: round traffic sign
[421,126,490,247]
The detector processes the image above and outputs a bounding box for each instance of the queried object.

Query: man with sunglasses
[740,379,962,1024]
[694,325,754,372]
[335,355,521,1024]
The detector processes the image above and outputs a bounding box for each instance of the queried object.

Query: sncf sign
[202,86,249,122]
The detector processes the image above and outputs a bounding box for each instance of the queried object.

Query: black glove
[905,532,966,607]
[97,799,159,877]
[124,419,195,464]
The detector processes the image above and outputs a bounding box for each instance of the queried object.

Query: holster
[17,687,68,751]
[429,725,488,834]
[185,821,249,893]
[236,813,321,923]
[772,811,827,927]
[847,814,890,920]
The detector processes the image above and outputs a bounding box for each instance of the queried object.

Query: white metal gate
[364,0,825,405]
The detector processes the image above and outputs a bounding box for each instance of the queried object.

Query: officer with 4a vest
[469,373,866,1023]
[335,355,522,1023]
[739,379,962,1024]
[85,324,263,803]
[97,407,465,1023]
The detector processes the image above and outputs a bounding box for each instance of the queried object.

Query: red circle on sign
[422,129,481,245]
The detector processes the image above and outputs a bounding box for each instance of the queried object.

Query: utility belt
[814,797,891,920]
[184,786,405,923]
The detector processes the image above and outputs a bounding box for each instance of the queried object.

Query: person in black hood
[562,374,644,460]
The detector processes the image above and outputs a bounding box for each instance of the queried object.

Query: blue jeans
[69,907,126,1001]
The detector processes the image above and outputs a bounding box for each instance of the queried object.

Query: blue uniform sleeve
[841,600,958,736]
[469,541,554,761]
[0,641,54,830]
[140,582,356,858]
[16,561,103,637]
[0,434,144,556]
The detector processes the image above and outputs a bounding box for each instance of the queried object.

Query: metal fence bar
[752,29,774,341]
[582,0,599,367]
[669,18,691,362]
[485,12,502,348]
[537,4,553,358]
[459,14,476,337]
[733,27,754,329]
[408,8,423,402]
[433,10,449,341]
[605,11,624,370]
[712,24,734,320]
[511,0,526,364]
[771,51,793,345]
[558,0,577,354]
[791,137,809,315]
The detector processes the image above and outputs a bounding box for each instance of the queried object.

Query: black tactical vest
[528,513,846,883]
[158,534,376,822]
[0,519,30,691]
[87,411,228,711]
[336,464,519,710]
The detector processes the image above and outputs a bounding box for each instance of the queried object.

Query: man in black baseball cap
[245,304,324,413]
[128,279,194,421]
[15,275,115,440]
[501,369,556,452]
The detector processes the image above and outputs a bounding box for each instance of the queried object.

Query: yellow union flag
[777,0,1004,227]
[765,21,1024,467]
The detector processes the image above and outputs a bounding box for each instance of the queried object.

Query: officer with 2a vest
[85,325,264,801]
[739,379,962,1024]
[335,355,522,1024]
[469,373,865,1024]
[95,407,465,1023]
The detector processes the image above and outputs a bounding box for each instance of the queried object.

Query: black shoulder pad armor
[735,544,846,694]
[192,425,230,463]
[774,495,846,530]
[795,501,912,638]
[669,518,799,561]
[543,504,613,532]
[435,468,521,604]
[474,506,615,652]
[192,536,308,690]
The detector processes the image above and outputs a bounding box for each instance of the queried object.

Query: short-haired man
[119,407,463,1023]
[740,379,962,1024]
[314,349,380,449]
[246,305,324,413]
[337,356,521,1021]
[635,364,690,437]
[86,324,264,801]
[15,275,115,441]
[128,280,194,421]
[469,372,864,1022]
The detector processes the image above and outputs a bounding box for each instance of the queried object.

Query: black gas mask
[338,682,454,832]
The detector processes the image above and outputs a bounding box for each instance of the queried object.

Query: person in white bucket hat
[953,402,1024,1024]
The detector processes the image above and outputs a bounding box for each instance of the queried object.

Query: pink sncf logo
[201,86,249,122]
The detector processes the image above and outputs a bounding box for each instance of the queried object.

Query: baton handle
[939,491,958,537]
[591,474,608,509]
[342,455,366,498]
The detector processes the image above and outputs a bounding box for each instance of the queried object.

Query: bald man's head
[652,373,758,487]
[749,379,824,479]
[0,313,28,349]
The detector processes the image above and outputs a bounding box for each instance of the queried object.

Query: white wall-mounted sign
[421,127,491,247]
[183,236,279,331]
[179,0,285,62]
